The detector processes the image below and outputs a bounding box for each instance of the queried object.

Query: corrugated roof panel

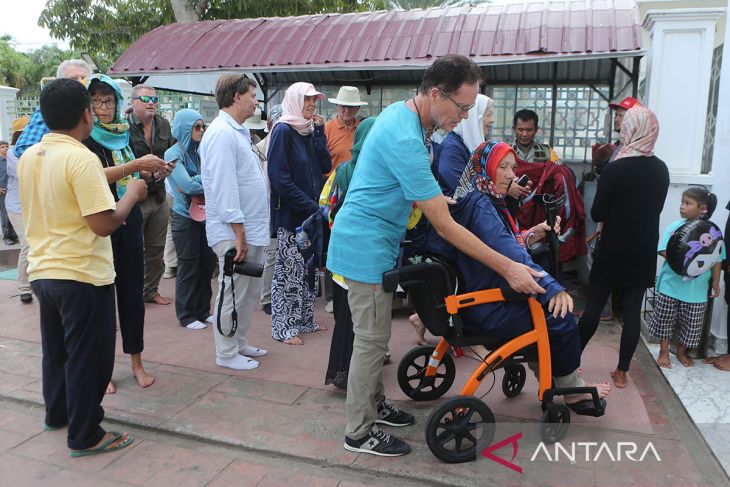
[110,0,642,76]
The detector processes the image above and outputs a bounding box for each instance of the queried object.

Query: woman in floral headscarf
[426,140,611,415]
[82,74,171,394]
[267,82,332,345]
[578,106,669,388]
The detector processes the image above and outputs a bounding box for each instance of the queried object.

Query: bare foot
[677,352,695,367]
[610,369,628,388]
[409,314,428,346]
[283,336,304,345]
[656,351,672,369]
[314,324,328,332]
[133,367,155,388]
[565,381,611,404]
[704,355,730,371]
[148,294,171,305]
[105,381,117,395]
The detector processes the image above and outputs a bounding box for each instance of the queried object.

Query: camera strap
[216,275,238,338]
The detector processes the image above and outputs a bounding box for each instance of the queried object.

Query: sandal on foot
[43,422,67,432]
[565,398,607,417]
[69,432,134,457]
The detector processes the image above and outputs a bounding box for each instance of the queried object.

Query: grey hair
[131,84,157,97]
[56,59,91,79]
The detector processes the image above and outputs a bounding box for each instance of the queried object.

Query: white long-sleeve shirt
[200,110,269,247]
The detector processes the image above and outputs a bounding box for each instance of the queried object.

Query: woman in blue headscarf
[82,74,171,394]
[165,109,216,331]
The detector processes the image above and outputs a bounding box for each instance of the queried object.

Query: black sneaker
[19,293,33,304]
[262,303,272,315]
[376,399,415,427]
[344,425,411,457]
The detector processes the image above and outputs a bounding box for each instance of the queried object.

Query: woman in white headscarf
[435,94,493,196]
[267,82,332,345]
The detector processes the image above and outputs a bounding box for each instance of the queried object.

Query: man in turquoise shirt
[328,55,546,457]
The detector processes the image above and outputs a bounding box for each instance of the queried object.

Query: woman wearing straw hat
[325,86,368,174]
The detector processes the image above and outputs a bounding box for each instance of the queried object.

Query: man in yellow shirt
[19,78,148,457]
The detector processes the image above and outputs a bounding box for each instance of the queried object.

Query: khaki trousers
[345,279,393,440]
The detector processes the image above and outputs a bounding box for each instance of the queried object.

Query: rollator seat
[383,258,531,350]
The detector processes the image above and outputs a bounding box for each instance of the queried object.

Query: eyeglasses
[91,98,116,109]
[192,123,206,131]
[438,88,475,113]
[132,95,159,104]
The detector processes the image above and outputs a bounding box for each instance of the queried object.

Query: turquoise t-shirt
[656,219,725,303]
[327,101,442,284]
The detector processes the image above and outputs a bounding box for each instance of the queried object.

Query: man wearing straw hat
[325,86,368,174]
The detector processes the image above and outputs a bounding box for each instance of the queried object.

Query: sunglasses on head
[132,95,159,104]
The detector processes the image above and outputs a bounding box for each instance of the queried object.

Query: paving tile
[98,439,232,487]
[205,461,269,487]
[257,471,340,487]
[0,404,45,435]
[0,371,39,394]
[211,376,308,406]
[162,392,355,466]
[0,429,35,453]
[0,452,135,487]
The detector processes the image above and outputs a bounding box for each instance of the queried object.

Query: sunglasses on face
[132,95,159,104]
[192,123,206,131]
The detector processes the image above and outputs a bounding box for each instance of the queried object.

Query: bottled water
[294,226,311,252]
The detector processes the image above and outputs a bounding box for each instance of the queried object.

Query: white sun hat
[327,86,368,107]
[244,107,267,130]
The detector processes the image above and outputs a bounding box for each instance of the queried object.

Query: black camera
[223,248,263,277]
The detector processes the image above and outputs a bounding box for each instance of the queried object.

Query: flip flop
[565,398,607,417]
[69,432,134,457]
[43,422,67,432]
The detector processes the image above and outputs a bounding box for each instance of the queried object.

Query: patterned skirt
[271,227,319,341]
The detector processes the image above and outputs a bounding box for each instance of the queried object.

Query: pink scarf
[615,106,659,161]
[279,82,320,136]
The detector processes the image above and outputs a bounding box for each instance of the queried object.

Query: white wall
[0,85,20,141]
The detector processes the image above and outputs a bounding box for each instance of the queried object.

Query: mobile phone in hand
[517,175,530,187]
[165,158,178,166]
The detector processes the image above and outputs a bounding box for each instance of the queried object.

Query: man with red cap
[591,96,641,173]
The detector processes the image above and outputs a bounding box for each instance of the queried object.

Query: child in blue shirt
[649,187,724,368]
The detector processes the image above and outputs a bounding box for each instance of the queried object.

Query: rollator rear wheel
[397,345,455,401]
[539,403,570,444]
[425,396,496,463]
[501,363,526,398]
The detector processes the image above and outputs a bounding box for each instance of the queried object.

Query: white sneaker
[185,320,207,330]
[205,315,215,324]
[325,301,334,313]
[216,355,259,370]
[239,345,268,357]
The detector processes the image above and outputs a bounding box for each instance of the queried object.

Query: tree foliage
[0,36,82,95]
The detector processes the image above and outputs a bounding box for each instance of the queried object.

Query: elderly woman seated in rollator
[425,140,611,415]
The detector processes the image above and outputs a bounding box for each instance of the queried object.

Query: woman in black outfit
[578,106,669,388]
[82,75,171,393]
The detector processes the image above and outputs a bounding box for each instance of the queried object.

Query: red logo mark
[481,432,523,474]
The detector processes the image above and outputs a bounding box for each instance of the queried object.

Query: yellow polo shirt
[324,117,360,175]
[19,133,116,286]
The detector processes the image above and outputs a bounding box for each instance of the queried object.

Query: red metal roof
[109,0,642,76]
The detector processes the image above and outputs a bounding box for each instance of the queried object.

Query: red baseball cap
[609,97,641,110]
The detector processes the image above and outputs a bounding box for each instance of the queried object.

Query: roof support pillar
[549,62,558,147]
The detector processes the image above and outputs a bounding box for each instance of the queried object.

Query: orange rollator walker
[383,259,605,463]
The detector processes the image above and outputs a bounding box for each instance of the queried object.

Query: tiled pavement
[0,275,728,486]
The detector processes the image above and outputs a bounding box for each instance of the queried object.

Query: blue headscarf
[171,109,203,177]
[84,74,138,196]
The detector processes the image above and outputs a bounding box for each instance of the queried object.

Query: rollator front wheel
[397,345,455,401]
[501,363,526,398]
[539,403,570,444]
[425,396,496,463]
